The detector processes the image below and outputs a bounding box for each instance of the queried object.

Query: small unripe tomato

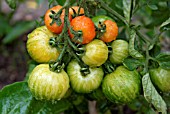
[82,39,108,67]
[69,16,96,44]
[44,5,72,34]
[67,60,104,93]
[92,15,114,27]
[27,26,59,63]
[109,40,129,64]
[150,67,170,92]
[28,64,70,101]
[102,66,141,104]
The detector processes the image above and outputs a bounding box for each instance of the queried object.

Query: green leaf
[5,0,17,9]
[160,17,170,31]
[155,52,170,69]
[0,82,71,114]
[2,21,35,44]
[123,0,132,23]
[142,73,167,114]
[147,4,158,10]
[123,57,144,70]
[129,29,144,59]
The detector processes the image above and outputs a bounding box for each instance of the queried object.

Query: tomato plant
[1,0,170,114]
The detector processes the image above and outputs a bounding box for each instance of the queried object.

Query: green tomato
[28,64,70,101]
[109,40,129,64]
[102,66,141,104]
[27,26,59,63]
[82,39,108,67]
[92,15,114,27]
[150,67,170,92]
[67,60,104,93]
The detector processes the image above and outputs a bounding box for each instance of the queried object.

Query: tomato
[82,39,108,67]
[69,6,84,16]
[44,5,72,34]
[27,26,60,63]
[150,67,170,92]
[67,60,104,93]
[102,66,141,104]
[92,15,118,42]
[109,40,129,64]
[92,15,114,27]
[69,16,96,44]
[28,64,70,101]
[100,20,118,42]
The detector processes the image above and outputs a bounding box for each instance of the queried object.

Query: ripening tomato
[44,5,72,34]
[27,26,60,63]
[109,40,129,64]
[82,39,108,67]
[92,15,118,42]
[102,66,141,104]
[100,20,118,42]
[28,64,70,101]
[69,6,84,16]
[69,16,96,44]
[67,60,104,93]
[150,67,170,92]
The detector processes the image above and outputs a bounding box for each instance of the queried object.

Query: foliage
[1,0,170,114]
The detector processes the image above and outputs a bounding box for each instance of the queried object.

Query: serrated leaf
[0,82,71,114]
[123,0,132,23]
[2,21,35,44]
[155,52,170,69]
[160,17,170,30]
[123,57,144,70]
[142,73,167,114]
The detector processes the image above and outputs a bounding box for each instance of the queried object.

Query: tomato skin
[69,16,96,44]
[67,60,104,93]
[27,26,59,63]
[92,15,114,27]
[44,5,72,34]
[109,40,129,64]
[82,39,108,67]
[100,20,118,42]
[150,67,170,92]
[102,66,141,104]
[28,64,70,101]
[69,6,84,16]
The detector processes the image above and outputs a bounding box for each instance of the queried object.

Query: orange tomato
[44,5,72,34]
[69,6,84,16]
[69,16,96,44]
[100,20,118,42]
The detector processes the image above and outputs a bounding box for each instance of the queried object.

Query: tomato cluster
[27,5,162,104]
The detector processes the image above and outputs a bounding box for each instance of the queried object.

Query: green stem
[98,0,129,27]
[144,42,150,74]
[136,29,152,43]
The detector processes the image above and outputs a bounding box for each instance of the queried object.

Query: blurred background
[0,0,48,89]
[0,0,170,89]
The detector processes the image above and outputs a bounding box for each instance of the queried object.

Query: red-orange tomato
[69,6,84,16]
[44,5,72,34]
[69,16,96,44]
[100,20,118,43]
